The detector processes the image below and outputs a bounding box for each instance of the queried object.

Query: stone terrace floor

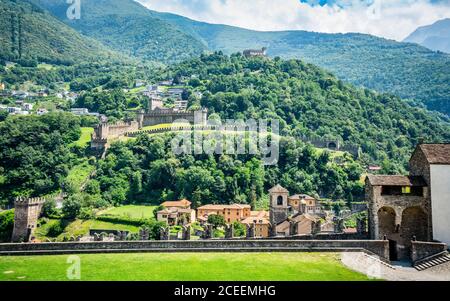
[341,252,450,281]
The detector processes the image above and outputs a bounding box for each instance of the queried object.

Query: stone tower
[12,197,46,242]
[269,184,289,229]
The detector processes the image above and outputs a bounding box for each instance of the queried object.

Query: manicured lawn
[0,252,370,281]
[97,205,157,219]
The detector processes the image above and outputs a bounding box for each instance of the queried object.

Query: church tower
[269,184,289,230]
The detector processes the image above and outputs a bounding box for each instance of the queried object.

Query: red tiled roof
[161,199,191,208]
[198,204,251,210]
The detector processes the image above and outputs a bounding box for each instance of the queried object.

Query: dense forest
[165,53,450,171]
[0,113,88,202]
[0,0,120,65]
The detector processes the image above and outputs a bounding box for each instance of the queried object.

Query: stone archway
[401,207,428,243]
[378,206,396,238]
[328,142,337,150]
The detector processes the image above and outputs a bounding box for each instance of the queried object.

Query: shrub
[0,210,14,242]
[62,196,82,219]
[41,199,58,218]
[47,222,64,238]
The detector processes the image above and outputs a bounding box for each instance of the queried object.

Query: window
[402,186,411,194]
[277,196,283,206]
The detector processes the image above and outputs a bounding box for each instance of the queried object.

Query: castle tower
[11,197,46,242]
[269,184,289,232]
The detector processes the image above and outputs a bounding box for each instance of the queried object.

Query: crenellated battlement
[12,196,46,242]
[14,197,46,206]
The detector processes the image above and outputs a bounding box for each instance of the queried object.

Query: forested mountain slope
[0,0,119,65]
[168,53,450,171]
[31,0,206,63]
[404,19,450,54]
[155,11,450,116]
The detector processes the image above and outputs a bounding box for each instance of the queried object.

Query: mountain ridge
[404,18,450,54]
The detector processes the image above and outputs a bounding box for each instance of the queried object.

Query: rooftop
[289,194,315,201]
[414,144,450,165]
[197,204,251,210]
[161,199,191,208]
[268,184,289,193]
[366,175,427,187]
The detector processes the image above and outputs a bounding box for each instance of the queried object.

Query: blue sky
[137,0,450,40]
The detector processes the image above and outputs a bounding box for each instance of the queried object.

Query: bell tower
[269,184,289,231]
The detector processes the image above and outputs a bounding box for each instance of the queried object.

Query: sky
[136,0,450,41]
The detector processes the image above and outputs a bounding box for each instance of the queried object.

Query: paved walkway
[341,252,450,281]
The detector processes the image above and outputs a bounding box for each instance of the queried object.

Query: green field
[97,205,157,219]
[0,253,370,281]
[71,127,94,148]
[65,160,95,190]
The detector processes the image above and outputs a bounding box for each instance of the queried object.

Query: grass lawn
[97,205,157,219]
[34,219,140,242]
[71,127,94,148]
[0,252,370,281]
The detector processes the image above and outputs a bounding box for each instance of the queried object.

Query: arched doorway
[401,207,428,244]
[378,206,398,260]
[378,207,396,237]
[327,142,337,150]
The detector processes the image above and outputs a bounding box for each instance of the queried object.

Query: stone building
[366,143,450,260]
[409,144,450,246]
[197,204,251,224]
[269,184,324,237]
[241,211,271,238]
[12,197,46,242]
[157,199,196,226]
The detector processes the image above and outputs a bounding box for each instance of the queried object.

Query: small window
[402,186,411,194]
[277,196,283,206]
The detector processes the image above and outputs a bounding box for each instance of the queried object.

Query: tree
[207,214,226,228]
[62,196,82,219]
[232,221,246,237]
[0,210,14,242]
[41,199,58,218]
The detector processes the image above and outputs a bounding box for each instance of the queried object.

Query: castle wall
[11,198,45,242]
[0,239,390,260]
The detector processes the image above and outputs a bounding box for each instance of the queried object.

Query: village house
[366,143,450,260]
[241,211,271,238]
[269,184,325,237]
[197,204,251,224]
[157,199,196,226]
[288,194,322,215]
[0,83,5,90]
[276,213,322,237]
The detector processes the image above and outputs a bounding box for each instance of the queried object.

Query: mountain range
[404,18,450,54]
[6,0,450,116]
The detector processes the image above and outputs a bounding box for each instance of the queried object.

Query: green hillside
[0,0,120,65]
[155,11,450,116]
[32,0,206,63]
[168,53,450,170]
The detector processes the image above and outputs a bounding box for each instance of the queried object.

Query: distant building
[243,47,267,58]
[70,108,90,116]
[157,199,196,226]
[241,211,271,238]
[23,103,33,111]
[174,99,188,112]
[7,107,22,114]
[197,204,251,224]
[161,199,192,209]
[135,80,146,88]
[268,184,324,237]
[0,83,5,90]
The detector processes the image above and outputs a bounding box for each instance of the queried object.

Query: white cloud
[136,0,450,41]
